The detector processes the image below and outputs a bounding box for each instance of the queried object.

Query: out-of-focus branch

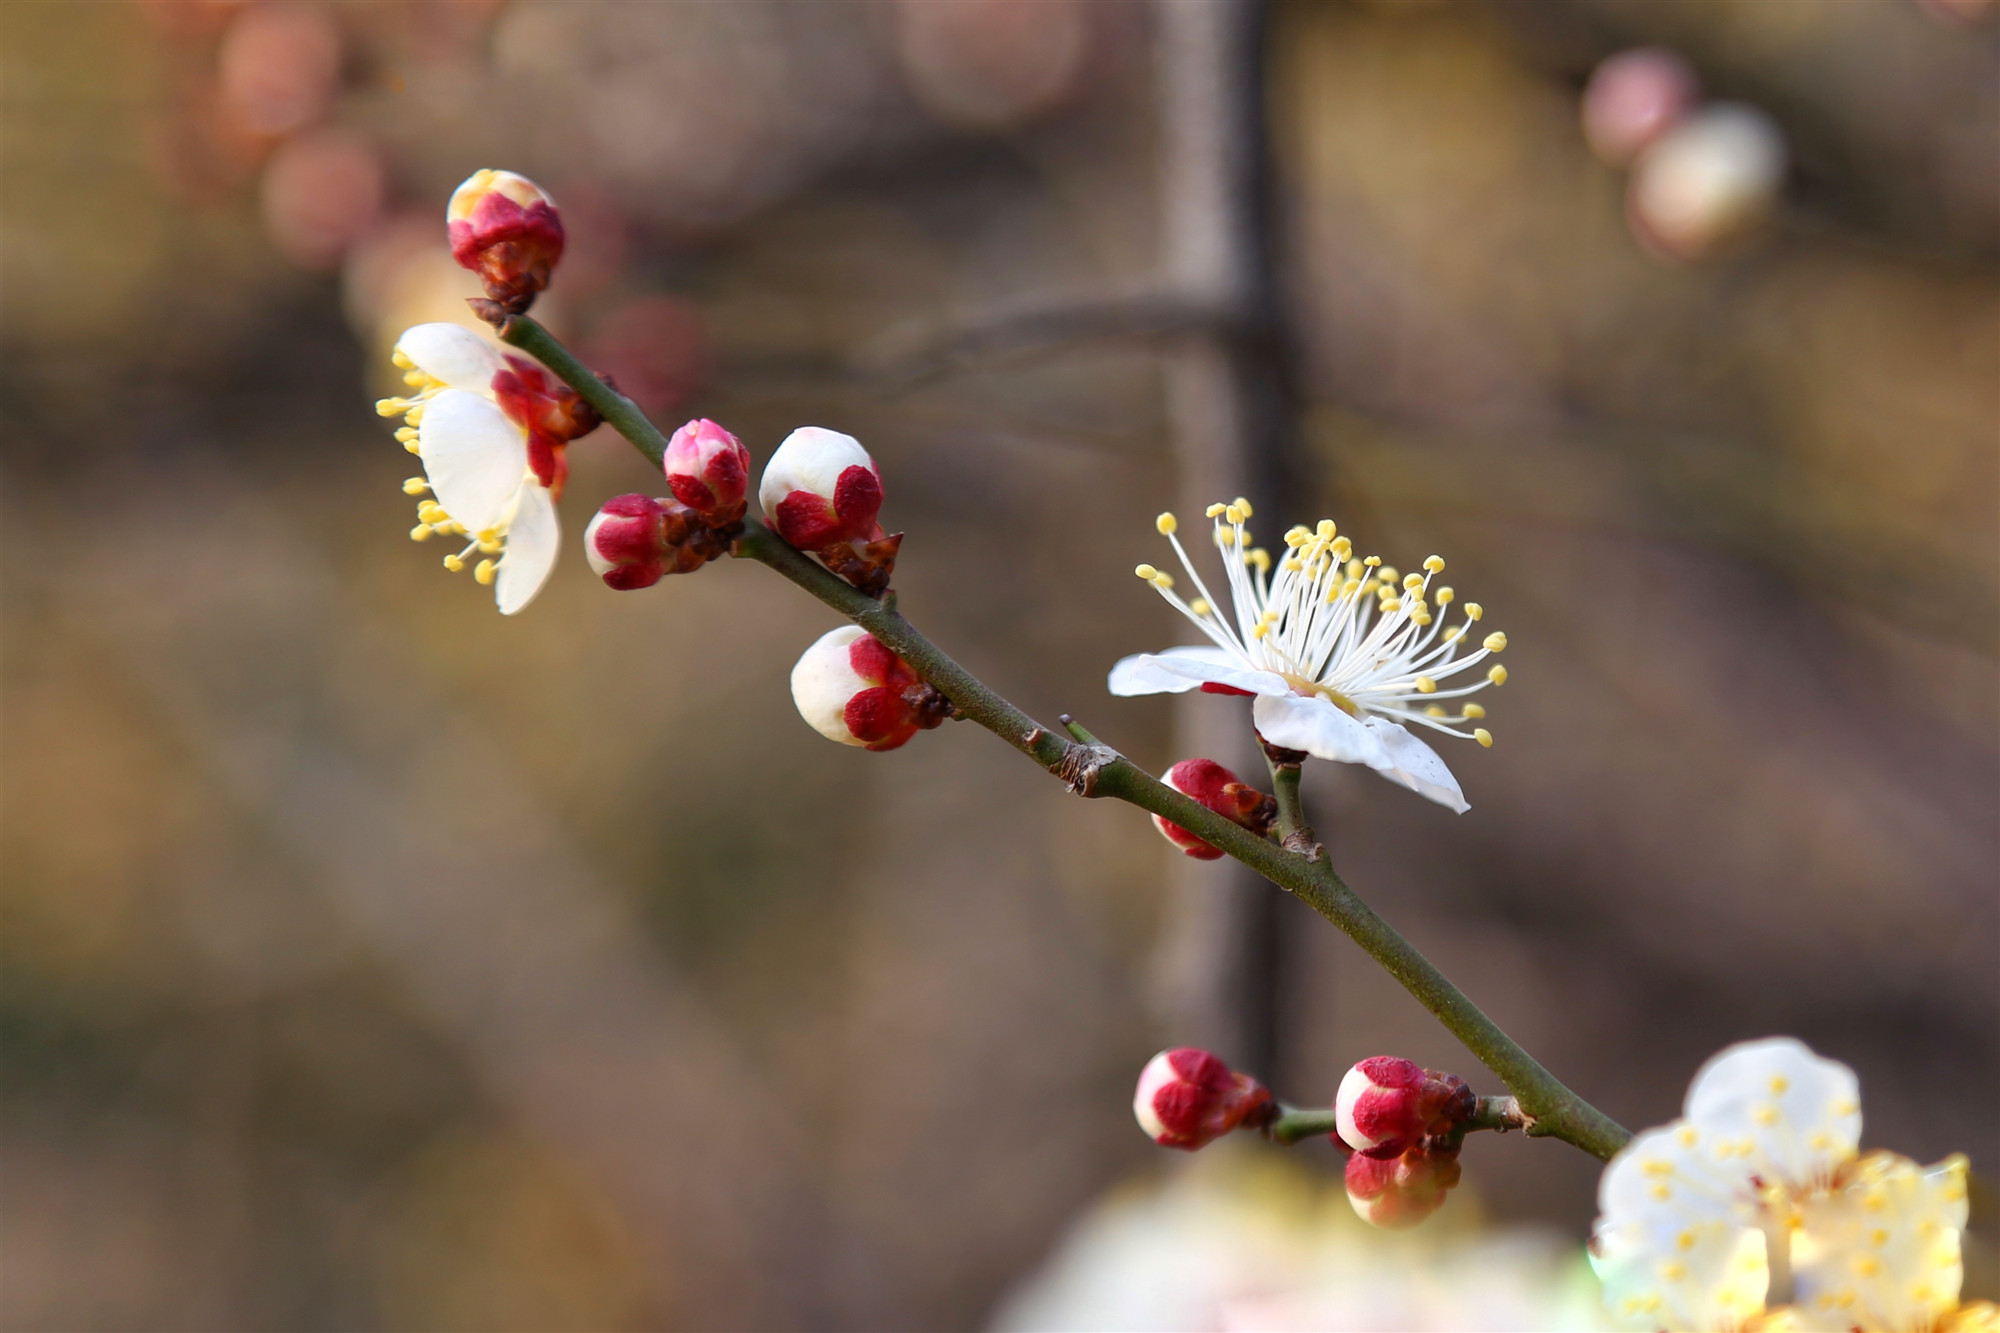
[849,290,1224,387]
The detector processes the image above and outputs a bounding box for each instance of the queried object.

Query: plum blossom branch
[1264,1094,1526,1147]
[489,308,1633,1164]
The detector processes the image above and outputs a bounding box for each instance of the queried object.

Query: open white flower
[375,323,572,615]
[1108,501,1507,812]
[1591,1037,1982,1333]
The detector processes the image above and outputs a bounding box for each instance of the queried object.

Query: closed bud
[1628,104,1786,262]
[447,169,565,313]
[583,494,729,590]
[759,425,884,544]
[1334,1056,1476,1158]
[1132,1048,1275,1151]
[1152,758,1278,859]
[790,625,953,752]
[1345,1143,1462,1229]
[664,418,752,522]
[1582,47,1698,167]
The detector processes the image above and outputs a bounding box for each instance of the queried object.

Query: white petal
[1107,647,1288,698]
[419,389,529,534]
[758,426,873,515]
[397,323,508,393]
[1253,693,1389,766]
[1789,1152,1968,1333]
[1684,1038,1861,1190]
[1363,717,1469,814]
[789,625,873,747]
[495,483,559,616]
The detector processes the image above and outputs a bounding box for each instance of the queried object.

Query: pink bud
[664,418,752,522]
[757,427,884,551]
[1333,1056,1474,1157]
[790,625,951,752]
[1582,47,1698,167]
[1345,1144,1462,1229]
[584,494,727,590]
[1132,1048,1274,1151]
[447,169,565,313]
[1627,104,1786,262]
[1153,758,1278,859]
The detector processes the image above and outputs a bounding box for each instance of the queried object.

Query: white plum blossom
[1109,502,1507,812]
[376,323,577,615]
[1591,1037,1984,1333]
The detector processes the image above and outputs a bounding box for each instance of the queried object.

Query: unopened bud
[758,427,884,551]
[1628,104,1786,262]
[664,418,752,522]
[1153,758,1278,859]
[1582,47,1698,167]
[1345,1143,1462,1229]
[447,169,565,313]
[790,625,953,752]
[583,494,728,590]
[1334,1056,1476,1157]
[1132,1048,1274,1151]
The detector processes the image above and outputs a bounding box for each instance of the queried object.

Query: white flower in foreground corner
[1591,1036,1993,1333]
[375,322,596,614]
[1109,502,1507,812]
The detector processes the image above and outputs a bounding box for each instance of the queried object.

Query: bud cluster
[1333,1056,1478,1229]
[1153,758,1277,859]
[758,427,901,596]
[584,418,752,590]
[1132,1048,1275,1151]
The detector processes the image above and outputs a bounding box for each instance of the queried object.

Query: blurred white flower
[1591,1037,1985,1333]
[1108,504,1505,813]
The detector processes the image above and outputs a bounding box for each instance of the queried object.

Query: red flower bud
[1345,1143,1462,1229]
[1333,1056,1475,1158]
[1152,758,1278,859]
[1582,47,1698,167]
[1132,1048,1275,1151]
[790,626,953,751]
[663,418,752,522]
[490,355,599,497]
[447,169,565,313]
[758,426,883,549]
[583,494,730,590]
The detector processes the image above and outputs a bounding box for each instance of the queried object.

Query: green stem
[497,314,673,466]
[1267,1105,1342,1146]
[508,318,1634,1163]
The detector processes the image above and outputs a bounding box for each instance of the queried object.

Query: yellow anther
[402,477,429,495]
[1403,573,1424,592]
[1474,728,1493,747]
[1833,1099,1859,1117]
[1378,567,1399,584]
[477,540,502,555]
[391,349,413,369]
[1464,602,1483,620]
[1651,1184,1672,1201]
[417,501,446,523]
[1483,632,1508,653]
[1488,665,1508,685]
[374,397,407,417]
[1381,599,1401,613]
[1156,512,1178,535]
[1443,626,1462,642]
[1411,611,1432,626]
[395,425,419,443]
[476,527,498,544]
[1462,703,1485,719]
[1331,536,1352,559]
[443,554,466,573]
[405,403,424,425]
[1189,598,1210,616]
[1423,555,1445,573]
[474,559,497,585]
[1342,578,1361,596]
[1425,705,1445,717]
[1283,557,1303,572]
[1284,526,1310,546]
[1869,1229,1888,1248]
[1205,502,1228,518]
[1153,572,1175,590]
[1662,1262,1687,1283]
[1134,564,1159,581]
[1678,1229,1697,1250]
[1853,1256,1880,1278]
[1755,1106,1779,1126]
[1678,1126,1698,1147]
[404,439,422,455]
[1251,623,1270,640]
[410,524,433,542]
[1316,519,1336,539]
[1363,555,1381,567]
[404,369,428,387]
[1247,548,1271,572]
[1414,676,1437,694]
[1770,1075,1789,1095]
[1233,497,1253,518]
[1434,587,1454,605]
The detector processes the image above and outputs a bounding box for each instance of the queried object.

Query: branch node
[1053,742,1119,796]
[1281,831,1324,861]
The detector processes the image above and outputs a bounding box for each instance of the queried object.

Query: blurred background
[2,1,1995,1328]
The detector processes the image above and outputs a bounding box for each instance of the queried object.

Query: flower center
[1280,671,1357,713]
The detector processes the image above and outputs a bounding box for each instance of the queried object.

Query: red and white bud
[664,418,752,523]
[790,625,951,752]
[758,427,884,551]
[583,494,729,591]
[1153,758,1278,859]
[1628,104,1786,262]
[1132,1048,1275,1151]
[1582,47,1698,167]
[1334,1056,1475,1158]
[1345,1143,1462,1229]
[447,169,565,313]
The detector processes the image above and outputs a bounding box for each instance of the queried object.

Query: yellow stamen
[1423,555,1445,573]
[404,438,421,455]
[374,397,408,417]
[1247,548,1271,572]
[1156,512,1178,535]
[394,426,418,444]
[1316,519,1335,539]
[1435,587,1454,605]
[1483,631,1508,652]
[1462,703,1485,719]
[1474,728,1493,747]
[391,349,413,369]
[1189,598,1210,616]
[1770,1076,1789,1094]
[410,524,433,541]
[1414,676,1437,694]
[1403,573,1424,592]
[1465,602,1483,621]
[402,477,429,495]
[1134,564,1158,580]
[1284,526,1310,546]
[1154,572,1175,590]
[443,554,466,573]
[474,559,497,585]
[1205,502,1228,518]
[1488,665,1508,685]
[1233,497,1253,517]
